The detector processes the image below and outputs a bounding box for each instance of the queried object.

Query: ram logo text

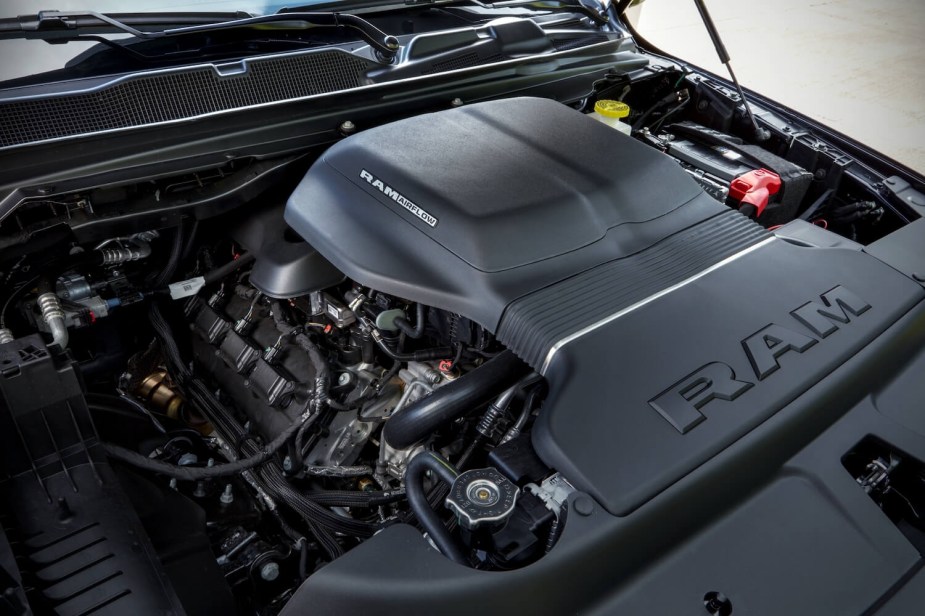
[359,170,438,227]
[648,285,870,434]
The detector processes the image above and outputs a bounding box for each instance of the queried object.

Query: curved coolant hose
[500,382,546,444]
[405,451,468,565]
[393,302,425,339]
[382,349,531,450]
[371,329,452,362]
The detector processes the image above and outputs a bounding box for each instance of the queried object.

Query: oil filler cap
[446,468,519,530]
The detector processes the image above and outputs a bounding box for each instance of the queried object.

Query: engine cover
[534,237,923,515]
[280,102,925,616]
[285,96,759,350]
[286,98,925,517]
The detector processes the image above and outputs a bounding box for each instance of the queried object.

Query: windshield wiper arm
[282,0,608,25]
[0,10,400,58]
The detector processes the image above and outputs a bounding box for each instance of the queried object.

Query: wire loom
[108,298,389,560]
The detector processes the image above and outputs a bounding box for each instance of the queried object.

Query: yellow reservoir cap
[594,100,630,119]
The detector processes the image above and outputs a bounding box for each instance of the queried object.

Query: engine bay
[1,41,924,615]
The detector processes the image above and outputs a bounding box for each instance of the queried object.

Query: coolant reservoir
[589,100,632,136]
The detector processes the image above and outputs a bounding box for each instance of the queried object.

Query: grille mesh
[550,33,608,52]
[0,50,370,148]
[423,52,502,75]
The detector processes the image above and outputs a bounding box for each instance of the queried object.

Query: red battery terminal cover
[729,168,781,218]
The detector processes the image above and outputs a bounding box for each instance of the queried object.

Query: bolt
[283,456,294,472]
[259,561,280,582]
[57,497,73,521]
[169,478,178,491]
[207,458,215,467]
[451,98,464,107]
[340,120,356,134]
[220,483,234,504]
[338,372,352,386]
[573,496,594,516]
[703,591,732,616]
[193,481,207,498]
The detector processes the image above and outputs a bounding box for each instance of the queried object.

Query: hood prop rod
[691,0,770,141]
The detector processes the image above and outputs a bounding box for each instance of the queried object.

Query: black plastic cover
[284,291,925,616]
[534,237,924,516]
[0,336,184,615]
[278,93,925,616]
[864,218,925,280]
[286,97,731,332]
[233,205,345,299]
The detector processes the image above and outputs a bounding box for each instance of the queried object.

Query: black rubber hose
[149,301,189,381]
[201,252,255,286]
[393,303,425,339]
[256,465,377,538]
[151,218,185,287]
[358,330,375,364]
[501,381,546,444]
[372,330,452,362]
[180,219,200,262]
[298,538,309,580]
[631,90,684,132]
[102,415,306,480]
[304,489,406,508]
[141,288,377,553]
[383,349,530,450]
[406,451,467,565]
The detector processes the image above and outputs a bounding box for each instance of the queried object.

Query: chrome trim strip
[539,237,776,375]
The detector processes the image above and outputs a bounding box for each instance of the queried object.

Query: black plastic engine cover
[534,236,924,515]
[283,225,925,616]
[285,96,734,334]
[279,95,925,616]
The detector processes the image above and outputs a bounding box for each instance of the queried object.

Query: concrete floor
[633,0,925,173]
